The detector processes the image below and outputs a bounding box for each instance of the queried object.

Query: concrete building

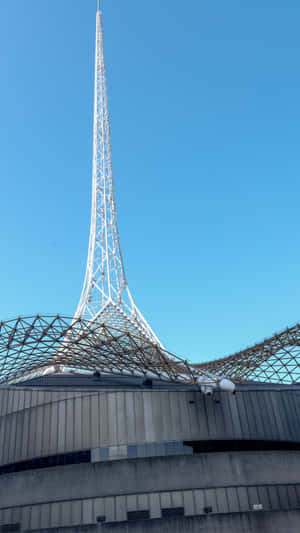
[1,374,300,532]
[2,2,299,531]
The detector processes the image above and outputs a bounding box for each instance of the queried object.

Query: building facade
[0,375,300,532]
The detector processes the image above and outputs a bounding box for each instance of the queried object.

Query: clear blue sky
[1,0,300,364]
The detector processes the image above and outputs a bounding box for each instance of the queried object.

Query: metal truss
[0,316,299,386]
[0,6,230,393]
[74,4,161,347]
[2,6,297,391]
[195,323,300,384]
[0,315,217,387]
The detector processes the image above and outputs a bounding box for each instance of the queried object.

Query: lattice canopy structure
[0,315,201,385]
[0,316,299,386]
[1,7,297,390]
[196,323,300,384]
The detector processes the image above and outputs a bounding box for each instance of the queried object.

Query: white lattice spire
[74,3,162,346]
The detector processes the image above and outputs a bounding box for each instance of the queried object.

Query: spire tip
[97,0,100,11]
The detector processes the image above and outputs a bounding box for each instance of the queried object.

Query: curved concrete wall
[1,383,300,532]
[0,385,300,466]
[1,454,300,531]
[1,452,300,508]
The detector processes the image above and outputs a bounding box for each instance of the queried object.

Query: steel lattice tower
[74,2,162,347]
[0,2,236,393]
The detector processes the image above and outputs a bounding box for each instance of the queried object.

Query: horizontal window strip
[2,439,300,476]
[0,450,90,476]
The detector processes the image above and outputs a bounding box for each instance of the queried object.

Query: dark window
[0,450,90,476]
[128,445,137,458]
[1,525,21,533]
[183,440,300,454]
[162,507,184,518]
[127,510,150,521]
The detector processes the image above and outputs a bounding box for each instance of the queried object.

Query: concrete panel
[90,394,100,448]
[61,501,72,527]
[1,416,10,465]
[24,389,31,410]
[11,506,21,525]
[227,393,243,439]
[71,500,82,526]
[35,405,44,458]
[226,487,239,513]
[215,487,229,514]
[7,413,17,464]
[236,486,249,512]
[183,490,195,515]
[82,499,93,524]
[41,403,51,457]
[40,503,51,529]
[127,495,138,512]
[66,398,74,451]
[115,495,126,522]
[93,497,104,521]
[108,394,117,445]
[247,486,260,508]
[171,491,183,509]
[263,391,280,440]
[74,396,83,450]
[220,392,236,438]
[194,489,205,515]
[270,392,285,441]
[137,494,149,511]
[12,389,20,413]
[50,502,61,528]
[7,390,14,415]
[186,392,200,439]
[244,392,259,438]
[268,485,281,510]
[21,409,30,461]
[14,412,23,462]
[257,485,271,510]
[178,392,192,439]
[27,406,38,460]
[0,390,7,416]
[82,395,91,450]
[143,392,155,443]
[104,497,115,522]
[0,418,4,466]
[21,506,31,531]
[99,392,109,447]
[287,485,299,509]
[160,393,172,442]
[49,401,59,455]
[160,492,171,509]
[168,392,182,441]
[149,493,161,519]
[278,485,290,510]
[2,507,12,524]
[125,392,136,444]
[288,393,300,442]
[213,396,226,437]
[116,392,127,446]
[30,390,39,411]
[134,392,145,443]
[151,393,164,442]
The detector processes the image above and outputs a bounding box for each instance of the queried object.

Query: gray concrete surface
[1,451,300,508]
[1,380,300,531]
